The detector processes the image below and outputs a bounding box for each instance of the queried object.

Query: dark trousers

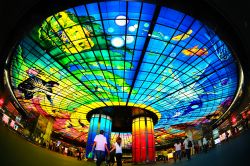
[77,152,82,160]
[116,153,122,166]
[203,144,208,153]
[95,150,105,166]
[175,150,182,161]
[162,155,167,162]
[185,149,191,160]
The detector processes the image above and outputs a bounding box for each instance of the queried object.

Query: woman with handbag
[110,137,123,166]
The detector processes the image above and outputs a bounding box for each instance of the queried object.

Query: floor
[1,124,250,166]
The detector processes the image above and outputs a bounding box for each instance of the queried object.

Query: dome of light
[9,0,239,146]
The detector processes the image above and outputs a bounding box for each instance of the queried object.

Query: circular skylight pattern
[111,37,125,48]
[9,1,239,145]
[129,26,136,32]
[115,15,128,26]
[108,27,115,33]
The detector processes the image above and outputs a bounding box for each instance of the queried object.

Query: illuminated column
[132,116,155,163]
[86,114,112,158]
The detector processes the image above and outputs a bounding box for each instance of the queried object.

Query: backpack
[188,140,192,147]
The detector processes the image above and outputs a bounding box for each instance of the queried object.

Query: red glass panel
[132,117,155,163]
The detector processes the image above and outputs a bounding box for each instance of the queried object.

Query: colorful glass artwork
[9,1,238,144]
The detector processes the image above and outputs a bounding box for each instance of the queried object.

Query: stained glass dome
[9,1,239,145]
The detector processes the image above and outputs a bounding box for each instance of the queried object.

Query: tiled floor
[1,124,250,166]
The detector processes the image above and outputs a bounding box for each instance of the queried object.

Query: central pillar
[132,116,155,163]
[86,114,112,158]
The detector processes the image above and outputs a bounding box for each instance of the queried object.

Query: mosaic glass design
[9,1,238,143]
[111,132,132,149]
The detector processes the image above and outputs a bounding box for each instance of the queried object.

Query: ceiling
[0,0,249,146]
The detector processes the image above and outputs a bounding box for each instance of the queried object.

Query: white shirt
[198,140,202,146]
[115,142,122,154]
[183,138,190,149]
[174,143,182,151]
[94,134,107,151]
[203,138,208,145]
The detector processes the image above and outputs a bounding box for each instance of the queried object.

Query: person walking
[203,136,208,153]
[198,139,202,153]
[92,130,110,166]
[174,140,182,162]
[110,137,123,166]
[77,147,83,160]
[183,136,192,160]
[194,142,199,154]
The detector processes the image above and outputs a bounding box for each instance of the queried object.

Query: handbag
[87,151,93,159]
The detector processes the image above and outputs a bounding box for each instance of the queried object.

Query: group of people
[91,131,212,166]
[173,136,211,162]
[46,118,249,166]
[44,140,85,159]
[76,147,84,160]
[92,130,123,166]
